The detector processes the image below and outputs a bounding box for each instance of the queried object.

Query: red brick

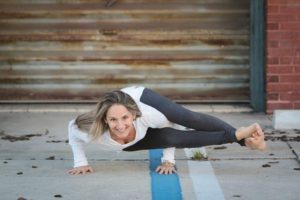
[279,5,300,14]
[267,75,280,82]
[268,48,295,56]
[280,75,300,82]
[293,86,300,92]
[267,14,297,22]
[295,66,300,72]
[267,101,293,111]
[268,40,279,48]
[268,0,288,4]
[267,93,279,101]
[267,66,294,74]
[292,83,300,91]
[280,22,300,30]
[287,57,300,65]
[267,83,293,92]
[267,5,279,13]
[267,23,279,30]
[266,102,294,114]
[267,57,279,64]
[279,40,300,47]
[279,57,300,65]
[296,57,300,64]
[280,92,300,101]
[287,0,300,3]
[294,102,300,109]
[267,31,300,40]
[280,57,294,64]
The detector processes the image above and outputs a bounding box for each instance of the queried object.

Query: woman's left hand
[155,161,177,175]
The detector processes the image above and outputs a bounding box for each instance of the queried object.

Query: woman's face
[105,104,136,140]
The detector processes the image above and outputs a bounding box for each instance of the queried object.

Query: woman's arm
[161,147,175,164]
[67,120,93,174]
[156,147,177,174]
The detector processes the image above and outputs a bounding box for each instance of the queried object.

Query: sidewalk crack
[285,141,300,164]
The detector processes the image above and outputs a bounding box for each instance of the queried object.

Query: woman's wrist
[162,160,175,167]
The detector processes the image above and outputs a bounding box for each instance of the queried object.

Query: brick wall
[266,0,300,114]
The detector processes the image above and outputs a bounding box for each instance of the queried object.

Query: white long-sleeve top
[68,86,179,168]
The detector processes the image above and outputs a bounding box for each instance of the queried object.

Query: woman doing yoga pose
[67,86,266,175]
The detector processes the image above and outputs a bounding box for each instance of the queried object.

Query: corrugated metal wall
[0,0,250,103]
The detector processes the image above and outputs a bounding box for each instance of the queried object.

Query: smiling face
[105,104,136,140]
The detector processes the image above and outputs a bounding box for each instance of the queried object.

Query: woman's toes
[255,124,264,135]
[245,136,267,151]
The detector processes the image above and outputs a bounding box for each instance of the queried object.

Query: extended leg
[123,127,236,152]
[140,88,241,144]
[141,88,236,133]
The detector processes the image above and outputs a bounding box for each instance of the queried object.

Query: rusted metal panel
[0,0,250,103]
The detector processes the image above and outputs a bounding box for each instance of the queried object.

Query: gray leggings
[123,88,244,152]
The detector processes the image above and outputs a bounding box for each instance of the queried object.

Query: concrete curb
[273,110,300,129]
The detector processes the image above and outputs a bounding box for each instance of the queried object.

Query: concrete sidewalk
[0,105,299,200]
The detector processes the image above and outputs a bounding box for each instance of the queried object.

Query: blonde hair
[75,90,141,140]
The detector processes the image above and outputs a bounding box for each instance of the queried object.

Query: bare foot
[253,125,267,150]
[244,125,267,151]
[235,123,259,141]
[245,137,267,151]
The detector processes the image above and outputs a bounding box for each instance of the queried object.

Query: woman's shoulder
[68,119,83,131]
[68,119,76,129]
[68,119,92,143]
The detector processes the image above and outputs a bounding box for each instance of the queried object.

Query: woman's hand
[155,161,177,175]
[67,165,94,175]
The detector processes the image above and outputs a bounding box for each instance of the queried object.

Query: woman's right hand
[67,165,94,175]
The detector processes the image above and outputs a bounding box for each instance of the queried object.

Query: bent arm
[161,147,175,164]
[68,119,92,168]
[156,147,176,174]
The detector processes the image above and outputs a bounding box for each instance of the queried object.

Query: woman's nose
[116,121,125,129]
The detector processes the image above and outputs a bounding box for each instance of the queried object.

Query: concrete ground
[0,104,299,200]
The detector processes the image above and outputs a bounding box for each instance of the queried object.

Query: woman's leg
[123,127,236,152]
[140,88,244,145]
[141,88,235,132]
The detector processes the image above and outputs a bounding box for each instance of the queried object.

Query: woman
[67,86,266,175]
